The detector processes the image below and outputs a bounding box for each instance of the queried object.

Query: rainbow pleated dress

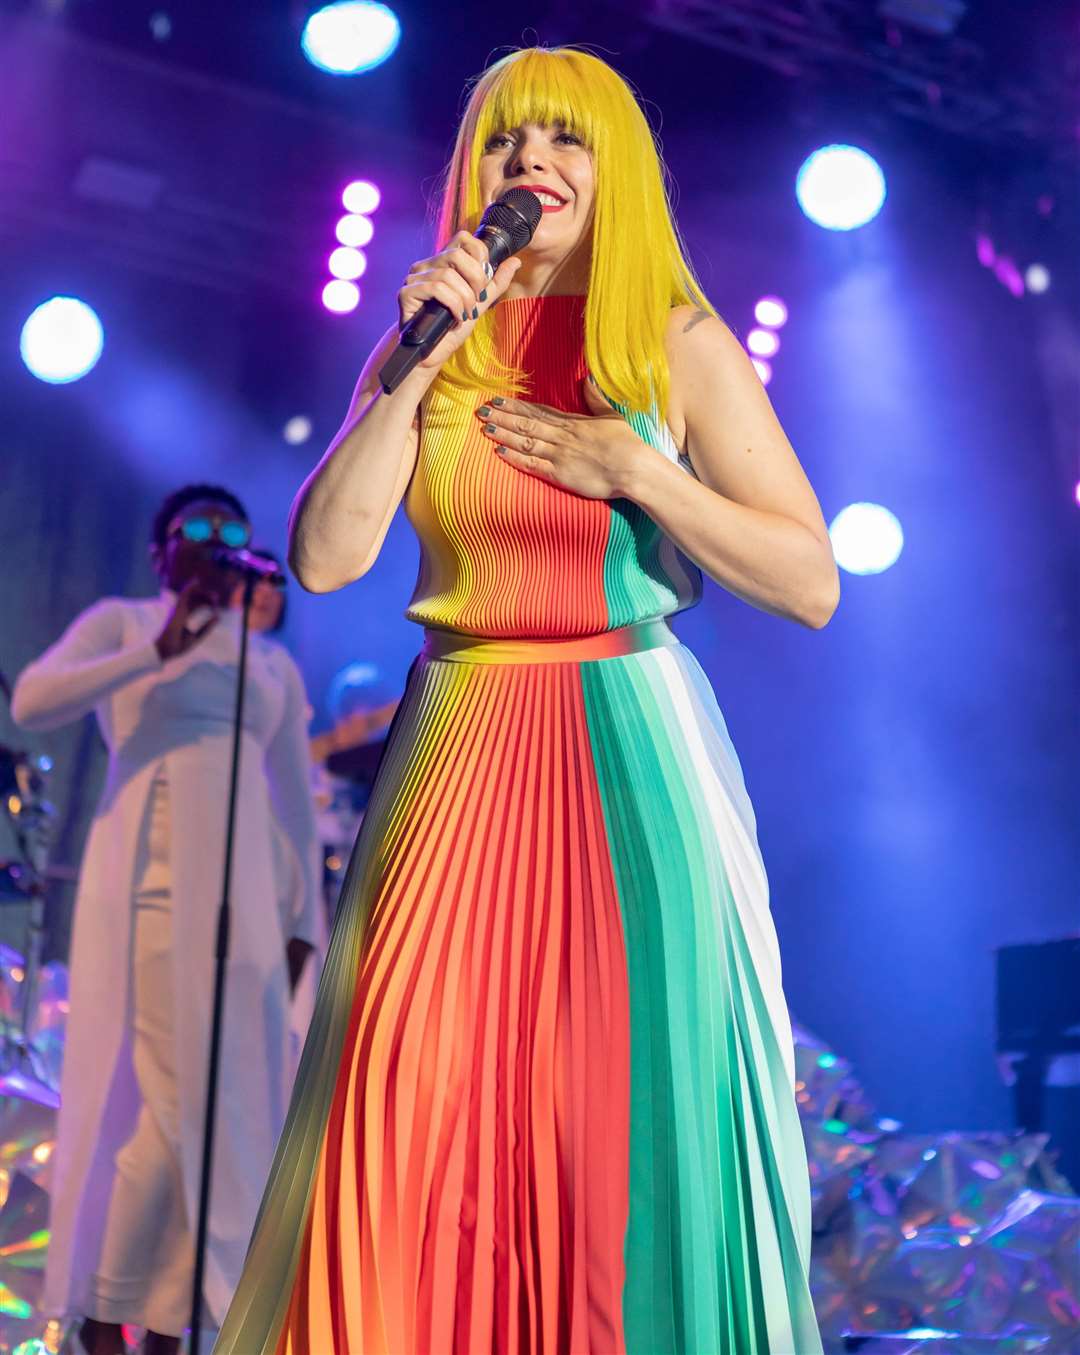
[214,295,822,1354]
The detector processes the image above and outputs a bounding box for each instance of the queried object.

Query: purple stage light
[751,358,772,386]
[747,328,780,359]
[329,246,367,280]
[993,256,1025,298]
[336,214,375,248]
[323,279,360,313]
[342,180,381,215]
[975,233,996,268]
[1074,482,1080,508]
[755,297,788,329]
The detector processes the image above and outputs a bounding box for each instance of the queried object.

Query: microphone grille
[483,188,543,250]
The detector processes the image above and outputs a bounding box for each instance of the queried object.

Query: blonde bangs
[433,47,716,419]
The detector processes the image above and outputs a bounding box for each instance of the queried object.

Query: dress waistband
[420,619,678,665]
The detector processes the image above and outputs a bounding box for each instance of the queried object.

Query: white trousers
[87,769,193,1336]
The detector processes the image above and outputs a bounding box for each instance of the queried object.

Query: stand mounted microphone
[378,187,543,395]
[211,546,286,584]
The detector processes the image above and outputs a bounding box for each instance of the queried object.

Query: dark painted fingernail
[496,445,507,454]
[461,310,469,322]
[492,396,505,406]
[479,289,488,303]
[471,307,479,320]
[484,423,496,434]
[477,405,491,417]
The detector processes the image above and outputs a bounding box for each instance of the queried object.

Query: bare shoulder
[663,306,747,449]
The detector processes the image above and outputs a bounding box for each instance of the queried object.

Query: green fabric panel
[581,648,821,1355]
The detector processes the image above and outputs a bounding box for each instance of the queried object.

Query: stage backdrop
[2,21,1078,1153]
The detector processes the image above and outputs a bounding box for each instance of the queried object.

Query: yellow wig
[432,46,717,420]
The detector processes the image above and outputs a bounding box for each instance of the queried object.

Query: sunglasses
[170,515,252,549]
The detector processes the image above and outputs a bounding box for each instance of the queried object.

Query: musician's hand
[397,231,522,372]
[287,937,315,995]
[154,578,221,662]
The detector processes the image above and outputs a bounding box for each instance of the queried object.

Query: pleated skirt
[213,619,822,1355]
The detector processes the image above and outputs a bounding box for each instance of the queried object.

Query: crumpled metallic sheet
[796,1023,1080,1354]
[26,967,67,1098]
[0,1170,49,1354]
[0,1102,54,1197]
[830,1333,1054,1353]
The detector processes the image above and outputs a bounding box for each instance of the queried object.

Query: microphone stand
[189,573,255,1355]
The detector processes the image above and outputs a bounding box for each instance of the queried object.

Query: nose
[508,135,550,177]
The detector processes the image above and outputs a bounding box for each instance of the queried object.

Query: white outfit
[12,592,321,1332]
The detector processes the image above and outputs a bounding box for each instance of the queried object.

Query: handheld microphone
[378,187,543,395]
[211,547,286,584]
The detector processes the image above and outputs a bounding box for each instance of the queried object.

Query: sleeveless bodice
[404,294,702,639]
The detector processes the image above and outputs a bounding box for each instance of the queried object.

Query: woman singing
[13,486,321,1355]
[216,47,836,1355]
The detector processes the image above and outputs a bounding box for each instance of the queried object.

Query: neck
[504,243,590,299]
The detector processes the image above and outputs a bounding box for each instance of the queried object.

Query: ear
[582,373,616,416]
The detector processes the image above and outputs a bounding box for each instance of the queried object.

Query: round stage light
[283,416,313,445]
[829,502,904,575]
[329,246,367,280]
[20,296,104,384]
[751,358,772,386]
[342,180,381,215]
[302,2,400,75]
[747,328,780,359]
[322,279,360,313]
[755,297,788,328]
[1024,263,1050,294]
[336,213,375,248]
[796,145,887,231]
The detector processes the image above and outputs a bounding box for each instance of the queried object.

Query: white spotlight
[283,416,313,445]
[796,145,887,232]
[322,279,360,313]
[755,297,788,328]
[342,180,381,215]
[302,3,400,75]
[747,328,780,359]
[329,246,367,280]
[20,296,104,384]
[829,503,904,575]
[336,214,375,248]
[1024,263,1050,294]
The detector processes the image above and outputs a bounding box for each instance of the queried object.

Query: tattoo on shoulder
[682,309,710,334]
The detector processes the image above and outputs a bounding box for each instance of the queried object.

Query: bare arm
[287,328,430,593]
[288,233,523,593]
[623,308,840,629]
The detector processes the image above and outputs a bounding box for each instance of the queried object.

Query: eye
[484,132,513,151]
[555,130,582,146]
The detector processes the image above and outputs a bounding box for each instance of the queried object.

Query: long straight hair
[432,47,716,420]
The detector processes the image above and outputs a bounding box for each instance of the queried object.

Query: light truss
[644,0,1077,158]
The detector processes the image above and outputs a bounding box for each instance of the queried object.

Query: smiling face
[477,122,595,270]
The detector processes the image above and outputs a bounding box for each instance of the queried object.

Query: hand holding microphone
[379,188,543,393]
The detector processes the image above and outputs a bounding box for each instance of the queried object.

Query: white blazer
[12,592,321,1327]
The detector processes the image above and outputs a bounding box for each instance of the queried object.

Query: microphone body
[378,188,543,395]
[211,547,286,584]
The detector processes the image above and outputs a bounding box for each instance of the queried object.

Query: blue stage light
[20,297,104,384]
[301,2,400,75]
[796,145,886,231]
[829,503,904,575]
